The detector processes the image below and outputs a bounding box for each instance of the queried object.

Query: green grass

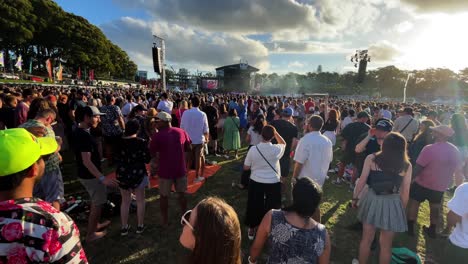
[62,145,451,264]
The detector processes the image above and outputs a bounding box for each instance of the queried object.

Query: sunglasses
[181,210,194,231]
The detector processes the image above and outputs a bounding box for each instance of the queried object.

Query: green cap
[0,128,58,177]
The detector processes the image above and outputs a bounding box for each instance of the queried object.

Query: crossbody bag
[255,145,279,176]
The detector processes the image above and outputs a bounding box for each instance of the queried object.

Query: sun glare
[401,14,468,71]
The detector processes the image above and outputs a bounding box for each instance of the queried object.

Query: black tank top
[366,170,403,194]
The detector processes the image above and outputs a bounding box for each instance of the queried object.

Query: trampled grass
[61,145,451,264]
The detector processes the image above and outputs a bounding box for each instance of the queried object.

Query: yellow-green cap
[0,128,58,176]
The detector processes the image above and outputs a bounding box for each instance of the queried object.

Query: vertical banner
[29,58,32,74]
[14,55,22,71]
[56,63,63,81]
[77,67,81,80]
[89,69,94,80]
[84,67,87,80]
[46,59,53,79]
[0,52,4,67]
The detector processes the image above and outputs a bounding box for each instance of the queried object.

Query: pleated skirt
[357,188,407,232]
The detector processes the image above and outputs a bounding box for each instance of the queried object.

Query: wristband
[248,256,257,264]
[99,175,106,182]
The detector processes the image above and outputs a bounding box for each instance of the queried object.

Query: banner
[89,69,94,80]
[0,52,4,67]
[46,59,53,79]
[202,79,218,89]
[14,55,22,71]
[77,67,81,80]
[29,58,32,74]
[56,63,63,81]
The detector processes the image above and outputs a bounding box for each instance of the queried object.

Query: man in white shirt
[293,115,333,187]
[445,183,468,263]
[121,95,137,118]
[180,96,209,182]
[380,104,392,120]
[157,93,173,114]
[292,115,332,222]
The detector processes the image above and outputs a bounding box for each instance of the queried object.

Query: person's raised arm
[273,129,286,145]
[355,130,373,154]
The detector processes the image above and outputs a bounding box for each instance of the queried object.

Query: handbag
[255,145,279,176]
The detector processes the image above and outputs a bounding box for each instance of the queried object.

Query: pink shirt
[415,142,462,192]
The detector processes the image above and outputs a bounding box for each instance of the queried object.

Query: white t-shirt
[341,116,353,130]
[448,183,468,248]
[381,109,392,120]
[121,102,137,117]
[247,126,263,146]
[157,100,174,114]
[244,142,285,184]
[294,131,333,187]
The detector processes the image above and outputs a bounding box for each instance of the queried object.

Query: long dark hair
[374,132,410,175]
[190,197,241,264]
[28,98,52,120]
[413,120,435,143]
[253,115,265,134]
[451,113,468,147]
[283,177,322,218]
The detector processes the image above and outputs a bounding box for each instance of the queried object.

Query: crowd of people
[0,83,467,264]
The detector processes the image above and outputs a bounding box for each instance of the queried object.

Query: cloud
[265,41,351,54]
[394,21,414,33]
[114,0,389,40]
[287,61,306,68]
[368,41,401,62]
[100,17,270,72]
[401,0,468,13]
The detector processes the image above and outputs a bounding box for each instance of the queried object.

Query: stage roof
[215,63,259,72]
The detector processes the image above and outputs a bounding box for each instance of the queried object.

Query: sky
[54,0,468,78]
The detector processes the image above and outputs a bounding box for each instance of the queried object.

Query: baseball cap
[431,125,454,138]
[282,108,293,117]
[0,128,58,177]
[357,111,370,119]
[86,106,105,116]
[155,112,172,122]
[375,119,393,132]
[208,96,214,103]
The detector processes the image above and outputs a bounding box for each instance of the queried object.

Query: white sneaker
[194,177,205,183]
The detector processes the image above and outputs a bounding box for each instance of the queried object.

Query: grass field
[61,145,451,264]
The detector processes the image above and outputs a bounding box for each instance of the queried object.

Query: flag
[77,67,81,80]
[14,55,22,71]
[56,63,63,81]
[29,58,32,74]
[0,52,4,67]
[46,59,53,79]
[89,69,94,80]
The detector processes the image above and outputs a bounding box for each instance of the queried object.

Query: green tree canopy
[0,0,137,80]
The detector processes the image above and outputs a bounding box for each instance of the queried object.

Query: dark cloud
[402,0,468,13]
[100,17,269,71]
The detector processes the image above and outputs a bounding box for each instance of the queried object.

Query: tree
[317,65,322,73]
[0,0,137,81]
